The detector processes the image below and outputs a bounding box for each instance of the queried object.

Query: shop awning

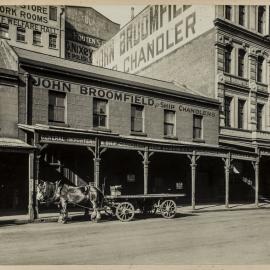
[0,138,34,152]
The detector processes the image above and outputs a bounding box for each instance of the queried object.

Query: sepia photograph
[0,1,270,267]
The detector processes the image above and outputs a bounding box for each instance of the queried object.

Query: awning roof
[0,137,33,150]
[18,124,257,160]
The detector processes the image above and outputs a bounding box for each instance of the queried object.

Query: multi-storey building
[0,5,119,63]
[93,5,270,203]
[1,40,260,219]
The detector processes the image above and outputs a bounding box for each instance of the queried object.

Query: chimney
[131,7,134,20]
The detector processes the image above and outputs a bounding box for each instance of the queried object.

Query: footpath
[1,202,270,226]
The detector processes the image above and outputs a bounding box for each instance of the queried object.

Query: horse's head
[37,180,57,202]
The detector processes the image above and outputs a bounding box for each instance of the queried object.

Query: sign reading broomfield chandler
[93,5,215,73]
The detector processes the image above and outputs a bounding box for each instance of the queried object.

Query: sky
[92,5,146,27]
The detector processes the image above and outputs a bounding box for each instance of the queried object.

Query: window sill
[17,40,27,44]
[33,43,43,47]
[48,122,69,127]
[130,131,147,137]
[0,36,10,40]
[163,135,178,140]
[49,46,58,50]
[192,138,205,143]
[92,127,111,133]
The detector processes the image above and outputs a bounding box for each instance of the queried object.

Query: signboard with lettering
[0,5,59,34]
[93,5,215,73]
[32,75,217,118]
[65,30,105,64]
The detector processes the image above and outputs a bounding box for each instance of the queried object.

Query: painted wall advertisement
[93,5,215,74]
[65,30,104,64]
[0,5,59,34]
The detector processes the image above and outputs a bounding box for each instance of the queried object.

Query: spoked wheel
[115,202,135,222]
[160,200,177,219]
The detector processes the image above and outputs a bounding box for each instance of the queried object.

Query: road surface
[0,208,270,264]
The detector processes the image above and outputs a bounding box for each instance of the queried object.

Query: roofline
[17,57,220,107]
[65,5,120,27]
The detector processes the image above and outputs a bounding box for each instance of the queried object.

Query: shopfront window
[93,98,107,128]
[48,91,66,123]
[131,105,144,132]
[164,110,175,136]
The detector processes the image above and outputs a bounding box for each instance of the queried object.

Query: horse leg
[91,200,101,222]
[58,202,64,223]
[58,199,68,224]
[84,208,90,220]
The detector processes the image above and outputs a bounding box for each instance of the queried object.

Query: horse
[36,180,104,223]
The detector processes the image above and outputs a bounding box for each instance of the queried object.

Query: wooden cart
[104,193,185,222]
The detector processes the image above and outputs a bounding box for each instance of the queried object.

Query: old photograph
[0,2,270,266]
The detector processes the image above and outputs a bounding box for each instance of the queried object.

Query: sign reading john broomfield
[33,76,216,118]
[93,5,215,73]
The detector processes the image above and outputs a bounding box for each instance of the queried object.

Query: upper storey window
[238,49,246,77]
[225,5,232,20]
[49,6,57,21]
[224,46,232,73]
[257,56,264,83]
[239,6,245,26]
[0,23,9,39]
[258,6,266,34]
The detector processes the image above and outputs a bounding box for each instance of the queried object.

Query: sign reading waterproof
[93,5,215,73]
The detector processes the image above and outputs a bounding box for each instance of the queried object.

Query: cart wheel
[115,202,135,222]
[160,200,177,219]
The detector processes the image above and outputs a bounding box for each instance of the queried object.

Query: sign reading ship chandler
[33,76,216,117]
[93,5,215,73]
[0,5,58,34]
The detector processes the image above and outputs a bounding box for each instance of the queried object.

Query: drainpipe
[59,6,65,58]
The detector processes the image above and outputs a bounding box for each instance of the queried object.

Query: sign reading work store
[0,5,59,34]
[93,5,215,73]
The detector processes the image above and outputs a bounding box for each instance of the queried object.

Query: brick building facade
[94,5,270,206]
[0,5,119,63]
[1,40,260,219]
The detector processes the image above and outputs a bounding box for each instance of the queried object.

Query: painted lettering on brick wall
[65,40,93,64]
[93,5,215,73]
[33,77,71,92]
[32,76,215,118]
[0,5,58,34]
